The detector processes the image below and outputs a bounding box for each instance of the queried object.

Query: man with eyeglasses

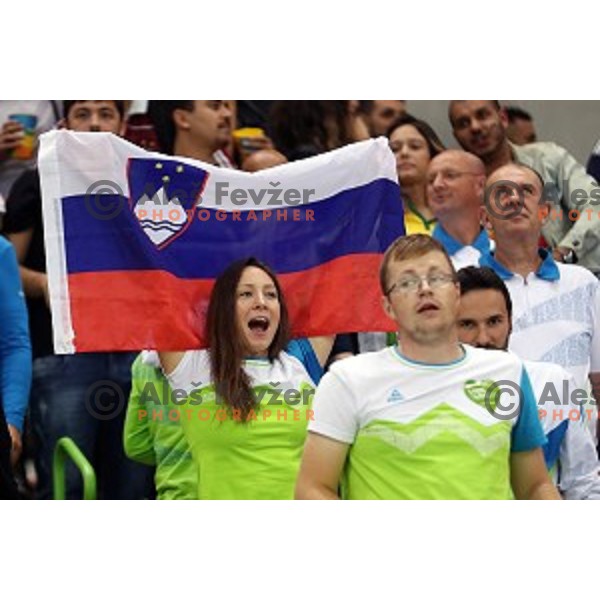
[295,234,559,499]
[428,149,491,270]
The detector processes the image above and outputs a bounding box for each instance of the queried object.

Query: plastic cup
[233,127,266,159]
[9,114,38,160]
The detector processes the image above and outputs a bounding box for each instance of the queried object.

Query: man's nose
[430,172,444,188]
[473,118,487,134]
[88,112,101,132]
[475,327,491,346]
[503,189,521,209]
[416,277,434,295]
[222,104,233,119]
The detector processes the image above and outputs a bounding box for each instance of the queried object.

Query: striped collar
[479,248,560,281]
[432,224,491,256]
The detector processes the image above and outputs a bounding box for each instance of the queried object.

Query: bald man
[241,148,288,172]
[427,149,489,269]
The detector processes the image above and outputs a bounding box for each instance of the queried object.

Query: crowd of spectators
[1,100,599,499]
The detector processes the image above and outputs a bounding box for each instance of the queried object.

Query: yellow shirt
[403,198,436,235]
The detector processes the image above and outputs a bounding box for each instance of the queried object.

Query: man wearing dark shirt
[3,101,153,499]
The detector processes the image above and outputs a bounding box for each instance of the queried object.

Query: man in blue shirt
[0,236,31,498]
[427,149,491,270]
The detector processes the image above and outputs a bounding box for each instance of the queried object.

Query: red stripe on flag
[67,254,396,352]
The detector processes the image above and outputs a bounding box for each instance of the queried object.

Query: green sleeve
[123,356,157,465]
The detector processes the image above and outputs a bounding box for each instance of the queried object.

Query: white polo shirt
[524,359,600,499]
[480,249,600,391]
[480,249,600,443]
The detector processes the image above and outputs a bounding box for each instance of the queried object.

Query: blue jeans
[31,352,154,499]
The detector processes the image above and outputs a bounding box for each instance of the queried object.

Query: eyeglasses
[427,170,481,185]
[387,273,456,295]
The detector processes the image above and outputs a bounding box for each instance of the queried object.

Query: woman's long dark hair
[205,257,291,420]
[386,114,446,159]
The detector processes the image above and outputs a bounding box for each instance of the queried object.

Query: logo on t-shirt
[463,379,499,412]
[387,388,404,403]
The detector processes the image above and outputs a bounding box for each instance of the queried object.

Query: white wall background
[406,101,600,165]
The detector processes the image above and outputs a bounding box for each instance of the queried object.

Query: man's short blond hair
[380,234,456,294]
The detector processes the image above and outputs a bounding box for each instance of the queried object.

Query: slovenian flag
[39,131,404,353]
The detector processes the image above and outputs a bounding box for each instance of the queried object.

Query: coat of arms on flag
[128,158,209,249]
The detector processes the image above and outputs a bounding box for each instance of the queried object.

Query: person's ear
[381,294,396,322]
[481,206,495,238]
[173,108,192,131]
[476,174,486,197]
[478,203,487,226]
[498,106,509,130]
[538,201,550,225]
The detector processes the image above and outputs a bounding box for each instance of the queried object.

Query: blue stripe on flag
[62,178,404,278]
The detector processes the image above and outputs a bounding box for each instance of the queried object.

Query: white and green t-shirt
[310,345,546,499]
[167,341,318,499]
[124,352,197,500]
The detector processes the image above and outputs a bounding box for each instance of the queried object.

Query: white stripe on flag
[39,131,398,210]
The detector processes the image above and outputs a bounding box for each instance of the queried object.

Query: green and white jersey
[310,345,546,500]
[124,352,197,500]
[167,346,317,499]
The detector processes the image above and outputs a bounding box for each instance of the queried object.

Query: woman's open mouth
[248,316,270,333]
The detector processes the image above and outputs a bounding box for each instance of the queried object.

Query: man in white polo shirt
[480,163,600,441]
[428,149,491,270]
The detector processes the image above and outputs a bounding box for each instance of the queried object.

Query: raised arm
[307,335,335,368]
[157,351,186,376]
[123,357,157,465]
